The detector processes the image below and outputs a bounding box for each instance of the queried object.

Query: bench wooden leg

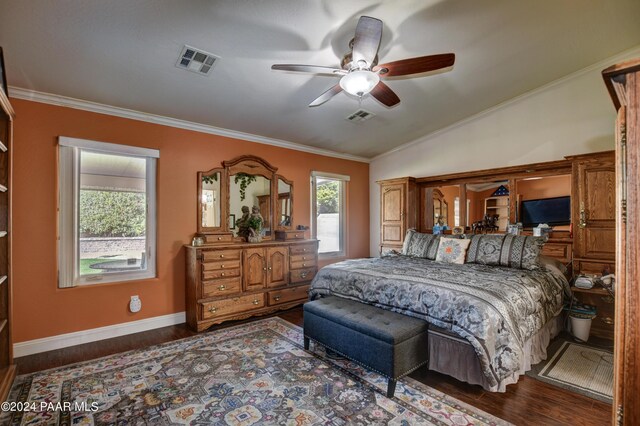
[387,379,397,398]
[304,336,310,350]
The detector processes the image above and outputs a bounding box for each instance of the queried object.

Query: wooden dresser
[185,239,318,331]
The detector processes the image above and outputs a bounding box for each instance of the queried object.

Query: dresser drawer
[541,243,571,263]
[268,285,310,306]
[201,234,234,244]
[291,257,317,270]
[290,243,317,255]
[202,277,242,298]
[290,268,316,284]
[202,249,242,262]
[276,230,306,241]
[202,268,240,281]
[201,294,265,319]
[202,260,241,271]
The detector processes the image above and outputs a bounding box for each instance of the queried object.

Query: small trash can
[570,314,594,342]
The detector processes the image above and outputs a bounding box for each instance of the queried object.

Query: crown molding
[371,44,640,162]
[8,87,370,164]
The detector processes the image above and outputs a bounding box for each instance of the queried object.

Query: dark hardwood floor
[15,307,611,425]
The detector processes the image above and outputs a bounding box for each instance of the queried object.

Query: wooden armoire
[602,58,640,426]
[377,177,417,255]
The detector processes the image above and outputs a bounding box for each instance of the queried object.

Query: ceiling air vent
[176,45,220,76]
[345,109,375,123]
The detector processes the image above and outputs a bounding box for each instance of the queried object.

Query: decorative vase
[248,234,262,243]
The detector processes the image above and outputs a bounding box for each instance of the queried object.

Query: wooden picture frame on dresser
[0,67,15,402]
[187,155,318,332]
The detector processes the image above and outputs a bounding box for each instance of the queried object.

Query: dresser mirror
[196,155,294,241]
[198,169,225,232]
[277,176,293,229]
[229,173,272,237]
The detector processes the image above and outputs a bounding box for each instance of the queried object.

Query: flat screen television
[520,196,571,227]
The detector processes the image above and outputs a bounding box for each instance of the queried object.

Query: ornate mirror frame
[276,175,294,231]
[197,167,227,234]
[196,155,294,240]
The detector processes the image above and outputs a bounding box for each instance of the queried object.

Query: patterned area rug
[527,339,613,403]
[3,318,510,425]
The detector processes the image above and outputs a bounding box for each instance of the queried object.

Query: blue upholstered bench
[303,297,429,398]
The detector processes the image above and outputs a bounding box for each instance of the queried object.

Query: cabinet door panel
[267,247,289,288]
[381,183,405,245]
[243,248,266,291]
[574,158,616,261]
[382,185,403,222]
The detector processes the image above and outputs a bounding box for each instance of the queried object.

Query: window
[311,172,349,256]
[58,137,158,287]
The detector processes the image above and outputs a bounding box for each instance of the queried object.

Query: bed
[308,252,571,392]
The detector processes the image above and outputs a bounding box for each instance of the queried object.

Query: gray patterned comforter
[308,255,570,387]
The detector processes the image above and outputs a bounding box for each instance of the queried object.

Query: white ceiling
[1,1,639,158]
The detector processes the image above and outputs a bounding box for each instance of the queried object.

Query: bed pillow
[401,229,441,259]
[466,234,545,270]
[435,237,472,264]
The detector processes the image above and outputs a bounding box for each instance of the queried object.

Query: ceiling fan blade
[309,84,343,107]
[370,81,400,107]
[373,53,455,77]
[351,16,383,68]
[271,64,345,75]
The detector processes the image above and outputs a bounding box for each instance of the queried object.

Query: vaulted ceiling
[1,1,639,158]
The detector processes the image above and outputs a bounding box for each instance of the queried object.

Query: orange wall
[10,99,370,343]
[517,175,571,201]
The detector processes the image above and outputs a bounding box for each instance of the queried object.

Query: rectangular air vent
[345,109,375,123]
[176,45,220,76]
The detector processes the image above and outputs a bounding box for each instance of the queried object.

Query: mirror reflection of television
[521,196,571,227]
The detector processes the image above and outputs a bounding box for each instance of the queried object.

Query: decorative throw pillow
[435,237,472,264]
[401,229,441,260]
[466,234,545,270]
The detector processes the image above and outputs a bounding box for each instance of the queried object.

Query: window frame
[58,137,159,288]
[310,171,349,258]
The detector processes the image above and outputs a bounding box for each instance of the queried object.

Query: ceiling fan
[271,16,455,107]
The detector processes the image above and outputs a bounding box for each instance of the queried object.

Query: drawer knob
[295,234,300,238]
[268,266,272,271]
[302,257,306,260]
[221,273,225,277]
[263,267,267,271]
[302,263,307,267]
[218,285,226,291]
[601,317,614,325]
[274,296,281,301]
[220,254,224,258]
[221,264,225,268]
[253,299,260,305]
[217,237,222,241]
[209,306,217,313]
[300,272,309,279]
[303,249,307,252]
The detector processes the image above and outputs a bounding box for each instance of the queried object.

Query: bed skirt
[426,315,563,392]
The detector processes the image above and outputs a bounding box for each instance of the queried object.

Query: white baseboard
[13,312,186,358]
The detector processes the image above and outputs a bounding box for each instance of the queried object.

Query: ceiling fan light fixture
[339,70,380,97]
